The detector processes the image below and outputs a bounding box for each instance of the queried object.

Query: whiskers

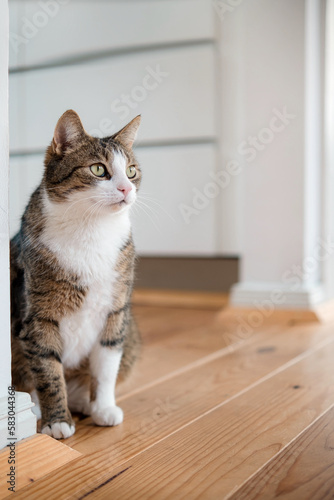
[81,198,106,226]
[59,194,103,223]
[133,192,175,234]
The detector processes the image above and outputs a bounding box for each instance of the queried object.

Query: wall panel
[10,46,216,153]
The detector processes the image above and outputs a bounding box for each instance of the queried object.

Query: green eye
[126,166,136,179]
[90,164,106,177]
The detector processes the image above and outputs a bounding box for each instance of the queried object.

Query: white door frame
[323,0,334,300]
[0,0,11,399]
[0,0,35,451]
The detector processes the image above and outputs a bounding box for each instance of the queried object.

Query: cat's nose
[117,184,132,197]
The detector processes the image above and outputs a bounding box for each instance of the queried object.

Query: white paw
[41,422,75,439]
[91,405,124,427]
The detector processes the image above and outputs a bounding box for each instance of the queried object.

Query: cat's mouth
[108,199,129,211]
[104,195,135,210]
[111,196,135,208]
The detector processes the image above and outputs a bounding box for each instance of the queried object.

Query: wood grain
[68,338,334,499]
[228,405,334,500]
[132,289,229,310]
[117,303,289,397]
[0,434,80,498]
[12,325,334,499]
[217,306,321,325]
[6,296,334,499]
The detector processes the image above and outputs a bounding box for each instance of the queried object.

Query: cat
[10,110,141,439]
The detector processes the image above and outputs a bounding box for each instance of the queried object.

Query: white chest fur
[60,279,114,368]
[40,194,132,368]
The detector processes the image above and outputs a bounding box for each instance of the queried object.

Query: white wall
[9,0,241,257]
[238,0,307,282]
[230,0,328,308]
[9,0,332,309]
[0,0,11,397]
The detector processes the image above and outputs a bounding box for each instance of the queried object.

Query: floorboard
[0,434,80,498]
[117,303,291,398]
[229,405,334,500]
[6,294,334,499]
[72,338,334,499]
[132,289,229,309]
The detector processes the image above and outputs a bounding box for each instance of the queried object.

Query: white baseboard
[0,392,36,450]
[230,282,326,310]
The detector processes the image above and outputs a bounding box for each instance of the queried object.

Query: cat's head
[43,110,141,215]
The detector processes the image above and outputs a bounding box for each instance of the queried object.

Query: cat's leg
[90,344,123,426]
[30,390,42,420]
[19,316,75,439]
[89,305,131,426]
[67,377,91,416]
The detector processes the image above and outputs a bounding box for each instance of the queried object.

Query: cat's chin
[108,200,134,214]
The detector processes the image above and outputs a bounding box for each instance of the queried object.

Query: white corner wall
[323,0,334,300]
[0,0,11,397]
[0,1,36,452]
[230,0,327,309]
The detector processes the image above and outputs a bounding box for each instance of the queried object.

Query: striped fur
[11,110,141,439]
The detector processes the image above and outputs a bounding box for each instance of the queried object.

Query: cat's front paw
[91,405,124,427]
[41,422,75,439]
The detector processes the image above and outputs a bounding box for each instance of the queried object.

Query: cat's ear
[112,115,141,150]
[52,110,86,155]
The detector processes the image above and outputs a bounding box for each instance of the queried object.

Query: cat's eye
[126,166,136,179]
[90,164,106,177]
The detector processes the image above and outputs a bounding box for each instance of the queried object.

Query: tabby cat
[10,110,141,439]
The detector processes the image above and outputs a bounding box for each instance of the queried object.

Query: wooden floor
[2,291,334,499]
